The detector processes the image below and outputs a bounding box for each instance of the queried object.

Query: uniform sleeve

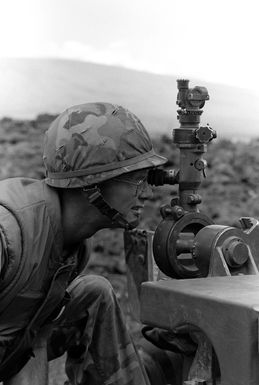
[0,207,22,280]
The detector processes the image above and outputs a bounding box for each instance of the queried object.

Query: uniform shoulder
[0,205,22,279]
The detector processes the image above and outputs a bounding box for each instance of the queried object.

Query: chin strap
[83,187,133,230]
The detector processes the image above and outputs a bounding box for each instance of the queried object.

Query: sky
[0,0,259,96]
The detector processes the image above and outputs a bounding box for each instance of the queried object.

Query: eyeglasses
[113,176,150,197]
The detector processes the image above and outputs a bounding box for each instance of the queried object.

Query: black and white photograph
[0,1,258,384]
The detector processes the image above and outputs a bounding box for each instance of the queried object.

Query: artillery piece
[125,80,259,385]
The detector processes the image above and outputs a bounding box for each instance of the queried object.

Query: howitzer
[124,80,259,385]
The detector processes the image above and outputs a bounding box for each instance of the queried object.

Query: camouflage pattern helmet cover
[43,102,167,188]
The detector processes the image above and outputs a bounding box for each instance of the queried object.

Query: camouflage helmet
[43,102,167,188]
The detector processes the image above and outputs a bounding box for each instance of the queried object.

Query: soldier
[0,102,167,384]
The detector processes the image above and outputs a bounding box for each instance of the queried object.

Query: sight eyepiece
[147,169,178,186]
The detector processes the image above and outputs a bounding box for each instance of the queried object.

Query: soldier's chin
[109,218,139,230]
[127,218,140,230]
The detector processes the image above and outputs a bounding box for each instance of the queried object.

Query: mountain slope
[0,58,258,139]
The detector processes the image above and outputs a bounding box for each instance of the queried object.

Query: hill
[0,58,258,139]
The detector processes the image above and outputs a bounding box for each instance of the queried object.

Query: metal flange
[153,212,213,278]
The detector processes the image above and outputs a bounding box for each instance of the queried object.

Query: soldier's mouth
[131,206,144,216]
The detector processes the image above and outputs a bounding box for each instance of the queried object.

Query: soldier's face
[101,169,153,227]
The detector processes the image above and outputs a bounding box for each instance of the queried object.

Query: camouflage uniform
[49,275,150,385]
[0,103,166,384]
[0,178,150,385]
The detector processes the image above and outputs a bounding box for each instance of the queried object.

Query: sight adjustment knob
[195,125,217,143]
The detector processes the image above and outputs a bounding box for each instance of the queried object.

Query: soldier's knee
[90,275,114,301]
[74,274,116,307]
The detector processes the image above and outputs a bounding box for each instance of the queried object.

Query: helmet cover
[43,102,167,188]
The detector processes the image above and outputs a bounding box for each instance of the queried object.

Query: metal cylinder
[223,237,249,268]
